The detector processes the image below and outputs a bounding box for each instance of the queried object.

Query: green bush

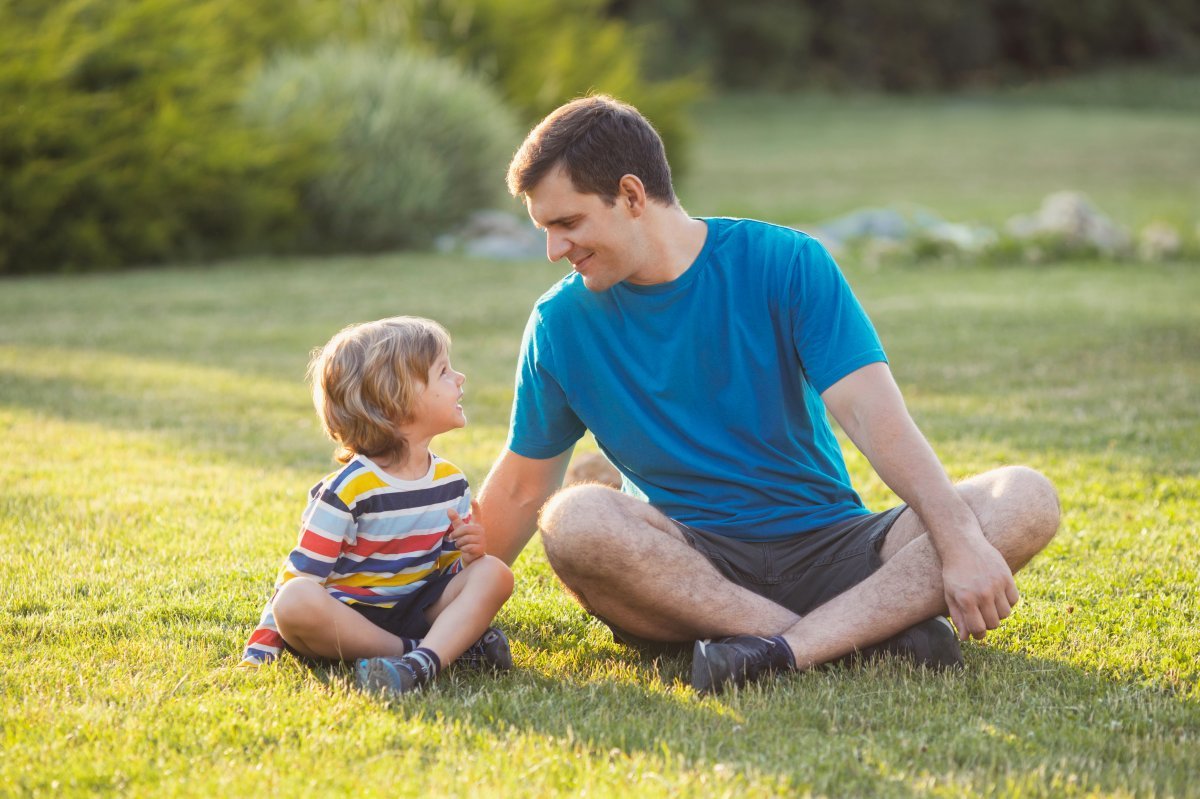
[242,45,519,252]
[0,0,316,274]
[320,0,702,176]
[0,0,698,273]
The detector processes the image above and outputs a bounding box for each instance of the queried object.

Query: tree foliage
[616,0,1200,91]
[1,0,698,273]
[0,0,319,273]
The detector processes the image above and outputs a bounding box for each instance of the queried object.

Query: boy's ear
[617,174,647,217]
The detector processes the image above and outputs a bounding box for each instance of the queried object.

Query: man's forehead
[525,169,590,225]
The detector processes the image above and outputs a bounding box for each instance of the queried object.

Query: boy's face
[409,350,467,437]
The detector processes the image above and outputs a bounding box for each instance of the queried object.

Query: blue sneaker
[356,655,421,697]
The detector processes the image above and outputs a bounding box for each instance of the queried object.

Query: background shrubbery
[0,0,691,274]
[326,0,700,173]
[0,0,316,274]
[243,45,518,252]
[4,0,1197,273]
[616,0,1200,90]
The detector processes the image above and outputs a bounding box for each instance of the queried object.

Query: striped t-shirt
[241,453,468,665]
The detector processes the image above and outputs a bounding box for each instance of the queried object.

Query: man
[477,95,1060,694]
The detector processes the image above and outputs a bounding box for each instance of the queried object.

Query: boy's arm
[476,447,573,565]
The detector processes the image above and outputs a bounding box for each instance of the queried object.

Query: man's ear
[617,174,647,217]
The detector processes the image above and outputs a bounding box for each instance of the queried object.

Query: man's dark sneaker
[455,627,513,671]
[859,616,964,670]
[356,655,421,697]
[692,635,795,695]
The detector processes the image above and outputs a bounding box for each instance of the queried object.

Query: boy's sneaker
[356,655,421,697]
[455,627,513,671]
[859,616,964,670]
[692,635,794,695]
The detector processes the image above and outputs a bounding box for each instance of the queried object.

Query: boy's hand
[447,500,486,565]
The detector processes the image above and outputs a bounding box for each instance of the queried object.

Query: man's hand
[823,364,1022,640]
[941,534,1019,641]
[448,500,486,565]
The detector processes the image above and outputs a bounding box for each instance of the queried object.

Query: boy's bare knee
[470,554,515,597]
[272,578,327,626]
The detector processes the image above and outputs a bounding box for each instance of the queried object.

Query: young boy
[241,316,515,697]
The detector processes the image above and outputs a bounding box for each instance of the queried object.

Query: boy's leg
[272,578,410,661]
[418,555,514,666]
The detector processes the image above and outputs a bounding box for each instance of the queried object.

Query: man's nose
[546,231,571,262]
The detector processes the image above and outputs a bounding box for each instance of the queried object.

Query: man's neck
[627,206,708,286]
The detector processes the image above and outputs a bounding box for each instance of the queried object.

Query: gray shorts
[598,506,907,656]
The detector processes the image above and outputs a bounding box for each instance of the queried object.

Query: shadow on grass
[2,341,1194,483]
[287,640,1198,797]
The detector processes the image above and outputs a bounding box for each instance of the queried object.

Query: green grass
[3,78,1200,797]
[681,72,1200,232]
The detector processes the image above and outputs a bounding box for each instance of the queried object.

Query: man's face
[524,166,639,292]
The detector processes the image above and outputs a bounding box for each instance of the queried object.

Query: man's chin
[580,274,614,293]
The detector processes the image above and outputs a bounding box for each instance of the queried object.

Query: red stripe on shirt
[353,529,448,557]
[248,628,284,648]
[300,528,342,558]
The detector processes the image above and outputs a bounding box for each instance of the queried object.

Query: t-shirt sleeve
[790,238,887,394]
[505,307,586,459]
[240,483,353,665]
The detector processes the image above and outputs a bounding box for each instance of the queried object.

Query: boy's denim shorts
[597,506,907,656]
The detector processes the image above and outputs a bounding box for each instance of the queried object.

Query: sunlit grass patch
[3,85,1199,797]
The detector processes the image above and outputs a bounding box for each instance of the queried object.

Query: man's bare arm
[476,447,573,565]
[821,362,1019,640]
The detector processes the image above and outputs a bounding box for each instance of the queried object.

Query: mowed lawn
[2,83,1199,797]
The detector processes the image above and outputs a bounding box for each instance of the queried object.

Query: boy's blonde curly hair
[307,316,451,465]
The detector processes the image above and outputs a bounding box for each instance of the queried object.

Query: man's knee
[984,465,1061,562]
[538,483,626,572]
[1003,465,1059,534]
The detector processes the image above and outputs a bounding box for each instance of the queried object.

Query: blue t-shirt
[506,217,887,541]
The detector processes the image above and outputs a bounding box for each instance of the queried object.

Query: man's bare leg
[538,485,800,642]
[779,465,1060,667]
[539,465,1059,672]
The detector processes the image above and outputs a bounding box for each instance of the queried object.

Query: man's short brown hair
[506,95,676,206]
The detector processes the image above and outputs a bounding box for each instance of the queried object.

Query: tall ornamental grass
[242,44,520,252]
